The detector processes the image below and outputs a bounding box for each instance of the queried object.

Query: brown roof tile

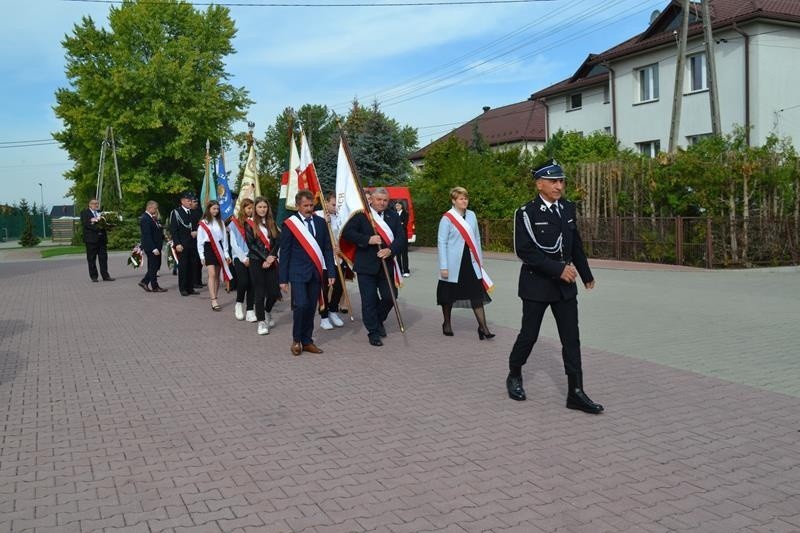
[409,99,545,160]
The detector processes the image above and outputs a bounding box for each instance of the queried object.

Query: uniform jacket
[437,209,483,283]
[140,212,164,254]
[169,207,196,248]
[80,208,107,244]
[245,222,278,264]
[341,209,407,276]
[514,196,593,302]
[278,213,336,284]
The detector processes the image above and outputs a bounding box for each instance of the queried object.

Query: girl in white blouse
[196,200,231,311]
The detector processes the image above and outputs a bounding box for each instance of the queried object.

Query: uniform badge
[539,204,547,212]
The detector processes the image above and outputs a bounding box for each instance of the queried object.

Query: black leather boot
[566,374,603,414]
[506,373,526,401]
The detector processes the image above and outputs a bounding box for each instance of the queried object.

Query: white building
[532,0,800,154]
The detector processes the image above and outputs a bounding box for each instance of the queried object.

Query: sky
[0,0,667,210]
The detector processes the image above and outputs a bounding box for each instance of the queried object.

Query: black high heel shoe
[478,327,495,340]
[442,323,454,337]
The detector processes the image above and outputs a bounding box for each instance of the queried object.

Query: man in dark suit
[80,198,114,282]
[138,200,167,293]
[341,187,407,347]
[393,200,411,277]
[506,161,604,414]
[169,192,199,296]
[279,190,336,356]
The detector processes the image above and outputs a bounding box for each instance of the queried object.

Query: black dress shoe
[102,277,115,281]
[90,278,99,283]
[377,323,387,338]
[506,375,526,401]
[138,281,151,292]
[368,336,383,347]
[151,286,168,293]
[187,290,199,295]
[180,290,190,296]
[566,389,604,414]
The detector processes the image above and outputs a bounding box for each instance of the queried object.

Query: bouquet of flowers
[96,211,123,230]
[166,240,178,270]
[128,243,144,269]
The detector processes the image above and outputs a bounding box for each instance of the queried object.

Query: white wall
[545,83,611,136]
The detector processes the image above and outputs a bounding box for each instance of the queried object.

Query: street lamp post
[38,182,47,239]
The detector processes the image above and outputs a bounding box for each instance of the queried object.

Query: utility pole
[668,0,691,153]
[702,0,722,135]
[38,182,46,239]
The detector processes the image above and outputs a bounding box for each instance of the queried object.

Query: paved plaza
[1,249,799,532]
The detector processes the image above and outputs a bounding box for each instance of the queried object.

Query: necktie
[550,204,560,218]
[305,217,314,236]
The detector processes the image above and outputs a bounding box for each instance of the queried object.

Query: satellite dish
[650,9,661,24]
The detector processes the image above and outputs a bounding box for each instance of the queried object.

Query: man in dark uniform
[169,192,199,296]
[506,161,604,414]
[341,187,407,347]
[80,198,114,282]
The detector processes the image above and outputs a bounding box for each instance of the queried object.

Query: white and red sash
[230,217,246,239]
[199,221,232,282]
[246,219,272,253]
[285,215,326,306]
[371,208,402,288]
[442,208,494,293]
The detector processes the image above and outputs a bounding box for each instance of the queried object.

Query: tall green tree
[53,0,251,214]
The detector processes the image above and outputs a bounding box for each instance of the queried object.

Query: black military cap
[532,160,566,180]
[180,191,196,200]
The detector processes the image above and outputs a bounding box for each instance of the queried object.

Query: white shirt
[196,219,230,262]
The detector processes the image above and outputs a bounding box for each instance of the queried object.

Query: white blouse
[196,219,230,262]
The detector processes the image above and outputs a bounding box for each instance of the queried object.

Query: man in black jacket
[341,187,407,347]
[169,192,199,296]
[506,161,603,414]
[80,198,114,282]
[138,200,167,293]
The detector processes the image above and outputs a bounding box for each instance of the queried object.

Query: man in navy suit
[138,200,167,293]
[80,198,114,282]
[506,161,603,414]
[341,187,407,347]
[279,190,336,356]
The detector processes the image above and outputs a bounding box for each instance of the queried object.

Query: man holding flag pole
[337,135,407,347]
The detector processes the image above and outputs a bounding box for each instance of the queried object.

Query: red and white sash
[199,221,232,282]
[285,215,326,306]
[371,208,402,288]
[246,219,272,253]
[230,217,246,239]
[442,208,494,293]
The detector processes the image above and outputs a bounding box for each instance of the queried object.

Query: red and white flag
[297,130,322,196]
[335,138,366,266]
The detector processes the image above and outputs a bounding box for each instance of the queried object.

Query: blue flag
[216,155,234,221]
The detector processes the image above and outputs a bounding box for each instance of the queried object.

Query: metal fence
[416,215,800,268]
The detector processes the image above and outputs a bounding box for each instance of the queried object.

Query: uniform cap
[532,160,566,180]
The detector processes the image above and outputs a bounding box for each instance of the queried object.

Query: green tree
[17,199,40,247]
[53,0,251,215]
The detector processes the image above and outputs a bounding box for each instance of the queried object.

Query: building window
[603,84,610,104]
[687,133,712,145]
[688,53,707,92]
[567,93,582,111]
[635,63,659,103]
[637,140,661,157]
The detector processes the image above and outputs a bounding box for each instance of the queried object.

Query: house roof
[595,0,800,63]
[530,0,800,100]
[409,99,545,161]
[49,205,76,218]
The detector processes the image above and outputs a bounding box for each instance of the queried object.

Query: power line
[64,0,558,6]
[0,141,59,149]
[0,138,55,145]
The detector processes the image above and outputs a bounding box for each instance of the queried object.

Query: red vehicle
[383,186,416,243]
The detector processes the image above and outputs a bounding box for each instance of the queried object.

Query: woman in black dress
[436,187,494,338]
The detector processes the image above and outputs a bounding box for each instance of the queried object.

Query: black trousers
[85,239,109,280]
[319,268,343,318]
[234,259,254,309]
[357,270,396,337]
[249,262,280,322]
[396,248,410,274]
[141,251,162,288]
[177,244,198,293]
[509,297,583,377]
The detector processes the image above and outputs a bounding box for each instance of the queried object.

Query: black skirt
[203,242,220,266]
[436,243,491,309]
